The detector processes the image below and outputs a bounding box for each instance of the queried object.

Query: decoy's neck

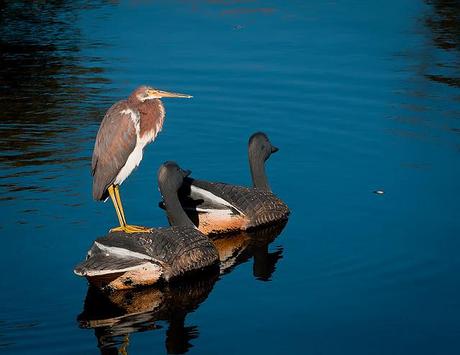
[249,152,270,191]
[162,187,195,229]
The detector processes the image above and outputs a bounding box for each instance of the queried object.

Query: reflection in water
[0,1,111,199]
[0,1,111,123]
[79,275,218,354]
[389,0,460,150]
[425,0,460,52]
[78,222,287,354]
[214,221,286,281]
[424,0,460,88]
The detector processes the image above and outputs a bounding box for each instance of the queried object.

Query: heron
[92,85,192,233]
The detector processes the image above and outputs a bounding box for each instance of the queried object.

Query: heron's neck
[138,99,165,141]
[249,154,271,191]
[163,188,195,228]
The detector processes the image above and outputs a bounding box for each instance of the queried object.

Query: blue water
[1,0,459,353]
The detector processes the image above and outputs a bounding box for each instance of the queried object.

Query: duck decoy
[92,85,191,233]
[161,132,290,234]
[74,162,219,291]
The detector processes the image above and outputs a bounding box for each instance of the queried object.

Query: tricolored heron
[92,86,191,233]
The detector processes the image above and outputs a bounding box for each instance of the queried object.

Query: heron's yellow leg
[113,185,128,225]
[108,185,126,229]
[110,185,152,234]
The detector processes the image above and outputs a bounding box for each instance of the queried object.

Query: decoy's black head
[158,161,191,194]
[248,132,279,162]
[130,85,192,102]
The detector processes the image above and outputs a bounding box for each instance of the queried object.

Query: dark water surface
[1,0,459,354]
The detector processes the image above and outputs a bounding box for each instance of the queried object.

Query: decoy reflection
[214,220,287,280]
[78,272,218,354]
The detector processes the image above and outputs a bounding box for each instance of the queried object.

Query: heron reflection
[77,221,287,354]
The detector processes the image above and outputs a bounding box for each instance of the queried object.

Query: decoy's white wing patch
[74,256,160,277]
[190,185,245,215]
[92,241,155,260]
[74,241,163,277]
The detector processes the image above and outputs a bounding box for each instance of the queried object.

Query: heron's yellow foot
[110,225,153,234]
[125,225,153,233]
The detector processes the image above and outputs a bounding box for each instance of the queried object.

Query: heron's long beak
[148,89,192,99]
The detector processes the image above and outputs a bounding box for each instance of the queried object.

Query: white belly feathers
[114,107,159,186]
[114,144,144,185]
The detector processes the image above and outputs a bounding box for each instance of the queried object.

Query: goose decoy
[74,162,219,291]
[92,86,191,233]
[161,132,290,234]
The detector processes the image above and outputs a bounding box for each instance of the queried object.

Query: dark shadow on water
[0,1,113,125]
[389,0,460,146]
[77,221,287,354]
[425,0,460,52]
[423,0,460,88]
[0,1,115,198]
[0,2,111,150]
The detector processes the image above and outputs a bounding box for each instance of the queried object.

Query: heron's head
[248,132,279,162]
[158,161,191,195]
[133,86,192,102]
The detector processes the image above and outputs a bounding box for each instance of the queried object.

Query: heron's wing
[92,100,138,200]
